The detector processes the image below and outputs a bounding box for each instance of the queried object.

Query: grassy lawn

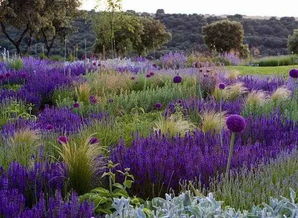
[226,65,298,76]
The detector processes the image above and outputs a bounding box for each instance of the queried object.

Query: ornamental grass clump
[222,83,248,101]
[200,111,226,134]
[245,90,268,107]
[153,113,195,137]
[56,135,104,194]
[271,86,292,102]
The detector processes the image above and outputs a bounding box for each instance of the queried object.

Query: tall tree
[288,29,298,54]
[0,0,44,54]
[136,17,171,55]
[37,0,81,56]
[203,20,245,54]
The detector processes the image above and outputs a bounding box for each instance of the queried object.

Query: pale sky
[81,0,298,17]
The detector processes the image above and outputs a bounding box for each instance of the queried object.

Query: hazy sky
[81,0,298,17]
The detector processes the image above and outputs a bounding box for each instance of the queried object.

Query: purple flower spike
[226,114,246,133]
[89,137,99,145]
[289,69,298,78]
[173,75,182,84]
[58,136,69,144]
[219,83,226,90]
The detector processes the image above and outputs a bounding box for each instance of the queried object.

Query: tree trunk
[0,22,29,55]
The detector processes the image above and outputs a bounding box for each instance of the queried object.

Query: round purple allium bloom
[45,124,54,130]
[218,83,226,90]
[20,72,27,78]
[173,75,182,84]
[289,69,298,79]
[73,102,80,108]
[226,114,246,133]
[89,137,99,145]
[5,73,11,78]
[58,136,69,144]
[146,74,151,78]
[0,74,4,80]
[108,99,114,103]
[89,96,97,105]
[149,72,155,76]
[154,103,163,110]
[131,76,136,80]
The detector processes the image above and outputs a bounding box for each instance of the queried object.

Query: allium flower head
[149,72,155,76]
[130,76,136,80]
[218,83,226,90]
[89,137,99,145]
[45,124,54,130]
[173,75,182,84]
[146,74,151,78]
[154,103,163,110]
[89,96,97,105]
[226,114,246,133]
[289,69,298,78]
[73,102,80,108]
[58,136,69,144]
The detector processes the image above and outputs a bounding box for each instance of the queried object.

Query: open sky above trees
[81,0,298,17]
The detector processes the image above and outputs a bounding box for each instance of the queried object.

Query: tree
[288,29,298,54]
[0,0,44,54]
[93,12,143,57]
[136,17,171,55]
[203,20,245,54]
[37,0,81,56]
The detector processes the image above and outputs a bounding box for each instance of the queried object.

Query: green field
[227,65,298,76]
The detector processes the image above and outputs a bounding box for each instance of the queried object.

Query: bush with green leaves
[107,189,298,218]
[80,161,142,215]
[252,55,298,66]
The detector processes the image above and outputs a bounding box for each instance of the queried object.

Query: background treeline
[1,10,298,57]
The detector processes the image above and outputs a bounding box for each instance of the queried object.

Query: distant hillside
[1,11,298,57]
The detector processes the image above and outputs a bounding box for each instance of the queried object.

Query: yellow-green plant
[200,111,226,134]
[56,135,104,194]
[223,82,248,100]
[246,90,268,107]
[75,82,92,104]
[154,113,195,137]
[271,86,291,102]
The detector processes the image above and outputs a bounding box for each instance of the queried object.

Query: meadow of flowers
[0,52,298,217]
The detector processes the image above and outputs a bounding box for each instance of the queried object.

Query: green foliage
[0,129,41,169]
[203,20,245,55]
[8,58,23,70]
[93,11,170,56]
[210,150,298,210]
[80,161,142,215]
[0,100,35,127]
[288,29,298,54]
[252,55,298,66]
[227,65,298,76]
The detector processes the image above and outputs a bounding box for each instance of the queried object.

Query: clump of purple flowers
[36,107,84,134]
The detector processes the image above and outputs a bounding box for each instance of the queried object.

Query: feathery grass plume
[226,70,240,80]
[223,82,248,100]
[154,112,195,137]
[271,86,292,102]
[3,128,40,167]
[200,111,226,134]
[56,135,104,194]
[89,71,133,96]
[75,82,91,104]
[245,90,268,107]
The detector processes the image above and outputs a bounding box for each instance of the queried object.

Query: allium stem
[226,132,236,177]
[220,96,223,148]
